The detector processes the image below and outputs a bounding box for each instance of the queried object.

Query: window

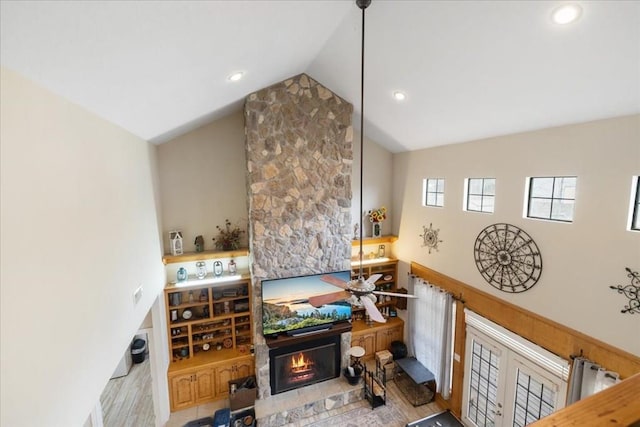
[423,178,445,207]
[629,176,640,231]
[465,178,496,213]
[526,176,576,222]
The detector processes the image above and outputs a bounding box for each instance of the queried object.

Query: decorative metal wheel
[474,223,542,293]
[420,223,442,254]
[609,267,640,314]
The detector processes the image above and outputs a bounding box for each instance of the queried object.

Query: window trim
[524,176,577,223]
[628,176,640,232]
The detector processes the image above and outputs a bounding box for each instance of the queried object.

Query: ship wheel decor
[609,267,640,314]
[473,223,543,293]
[420,223,443,254]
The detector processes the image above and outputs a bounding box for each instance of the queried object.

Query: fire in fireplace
[269,334,341,395]
[290,351,315,382]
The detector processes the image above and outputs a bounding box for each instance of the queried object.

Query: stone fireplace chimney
[244,73,354,397]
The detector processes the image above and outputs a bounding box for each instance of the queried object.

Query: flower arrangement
[368,206,387,223]
[212,219,245,250]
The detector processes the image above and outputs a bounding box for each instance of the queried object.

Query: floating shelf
[351,236,398,247]
[163,248,250,265]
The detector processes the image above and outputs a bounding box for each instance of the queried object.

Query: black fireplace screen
[269,335,341,394]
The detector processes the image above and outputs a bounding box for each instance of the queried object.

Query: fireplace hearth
[269,334,341,395]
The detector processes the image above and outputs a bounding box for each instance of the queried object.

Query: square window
[424,178,445,207]
[465,178,496,213]
[526,176,577,222]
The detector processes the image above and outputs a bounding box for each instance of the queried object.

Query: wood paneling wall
[410,261,640,417]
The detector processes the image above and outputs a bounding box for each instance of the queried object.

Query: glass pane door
[504,356,567,427]
[462,332,506,427]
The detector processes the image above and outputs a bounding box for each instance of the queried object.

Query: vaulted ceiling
[1,1,638,153]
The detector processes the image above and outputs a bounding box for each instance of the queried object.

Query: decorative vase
[372,221,382,238]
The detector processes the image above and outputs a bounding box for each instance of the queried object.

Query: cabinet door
[215,362,235,398]
[235,357,254,379]
[375,326,402,353]
[375,329,390,353]
[352,332,376,359]
[170,373,195,411]
[194,368,216,403]
[387,325,403,346]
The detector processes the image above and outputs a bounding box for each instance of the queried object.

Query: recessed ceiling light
[551,4,582,25]
[228,72,244,82]
[393,91,406,101]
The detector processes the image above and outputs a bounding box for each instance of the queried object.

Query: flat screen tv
[261,271,352,337]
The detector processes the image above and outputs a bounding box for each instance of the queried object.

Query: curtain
[408,274,454,399]
[567,357,621,404]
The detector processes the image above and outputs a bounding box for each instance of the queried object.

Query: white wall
[157,111,248,254]
[392,115,640,356]
[0,68,166,426]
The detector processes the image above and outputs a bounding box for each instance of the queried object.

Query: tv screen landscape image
[262,270,352,336]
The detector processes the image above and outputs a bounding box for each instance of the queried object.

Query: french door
[461,312,568,427]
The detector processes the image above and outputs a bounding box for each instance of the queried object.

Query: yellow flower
[368,206,387,223]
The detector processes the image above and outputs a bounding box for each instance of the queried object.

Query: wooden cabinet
[169,367,215,411]
[351,317,404,360]
[350,259,398,321]
[352,331,376,357]
[376,324,403,353]
[168,355,254,411]
[214,357,255,398]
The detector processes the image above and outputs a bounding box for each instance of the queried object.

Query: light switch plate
[133,285,143,305]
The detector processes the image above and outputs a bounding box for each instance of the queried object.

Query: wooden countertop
[530,372,640,426]
[351,316,404,333]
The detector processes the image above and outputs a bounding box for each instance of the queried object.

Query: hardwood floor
[100,357,155,427]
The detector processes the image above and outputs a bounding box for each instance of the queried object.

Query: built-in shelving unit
[163,248,250,265]
[350,235,398,247]
[165,278,253,363]
[163,249,255,412]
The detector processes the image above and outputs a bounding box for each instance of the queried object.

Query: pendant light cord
[358,2,366,280]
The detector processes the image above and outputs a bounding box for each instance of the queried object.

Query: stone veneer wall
[244,73,354,398]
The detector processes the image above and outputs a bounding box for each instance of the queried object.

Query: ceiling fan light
[551,4,582,25]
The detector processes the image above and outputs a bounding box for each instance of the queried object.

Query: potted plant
[212,219,245,251]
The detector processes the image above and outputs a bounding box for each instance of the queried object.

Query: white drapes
[567,357,621,404]
[408,274,454,399]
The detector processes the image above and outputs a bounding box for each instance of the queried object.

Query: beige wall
[156,111,396,251]
[0,68,166,426]
[156,111,248,254]
[392,115,640,356]
[352,130,394,240]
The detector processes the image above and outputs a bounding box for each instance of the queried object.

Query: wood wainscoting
[410,261,640,418]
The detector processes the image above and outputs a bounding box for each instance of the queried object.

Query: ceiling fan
[308,0,416,324]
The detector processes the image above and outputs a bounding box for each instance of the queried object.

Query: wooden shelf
[167,348,251,374]
[163,248,249,264]
[351,236,398,247]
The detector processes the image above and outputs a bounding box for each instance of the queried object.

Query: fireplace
[269,334,341,395]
